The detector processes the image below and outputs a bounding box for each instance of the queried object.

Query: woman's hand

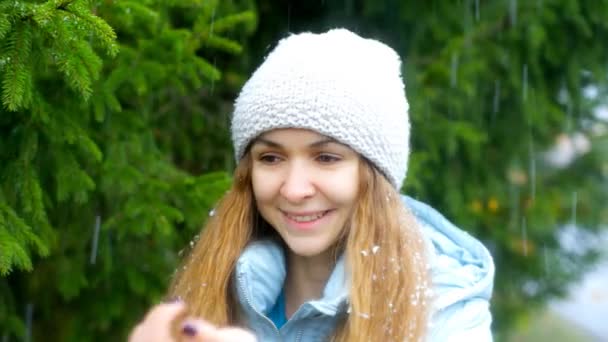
[128,302,257,342]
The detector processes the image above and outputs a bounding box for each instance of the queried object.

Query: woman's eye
[317,154,340,163]
[259,155,282,164]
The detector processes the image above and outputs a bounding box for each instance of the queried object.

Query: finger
[128,322,148,342]
[180,318,219,341]
[143,301,187,324]
[129,302,187,342]
[178,319,257,342]
[215,327,257,342]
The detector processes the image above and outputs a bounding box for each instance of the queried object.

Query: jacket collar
[233,239,349,317]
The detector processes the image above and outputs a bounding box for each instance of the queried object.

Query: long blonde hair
[169,154,429,340]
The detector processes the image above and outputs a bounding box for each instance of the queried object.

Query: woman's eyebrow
[253,138,282,148]
[253,137,338,149]
[308,138,338,148]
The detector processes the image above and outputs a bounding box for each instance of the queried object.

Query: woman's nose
[279,162,316,202]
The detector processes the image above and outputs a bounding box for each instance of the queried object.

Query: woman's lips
[281,209,333,231]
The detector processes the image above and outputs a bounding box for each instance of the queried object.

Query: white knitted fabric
[231,29,410,189]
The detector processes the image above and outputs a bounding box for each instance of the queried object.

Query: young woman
[129,29,494,342]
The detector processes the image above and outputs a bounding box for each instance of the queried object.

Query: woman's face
[250,128,360,258]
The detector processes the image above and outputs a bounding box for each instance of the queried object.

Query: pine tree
[0,0,256,340]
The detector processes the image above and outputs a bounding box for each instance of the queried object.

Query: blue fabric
[232,195,495,341]
[267,288,287,329]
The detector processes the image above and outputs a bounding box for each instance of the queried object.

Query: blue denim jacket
[232,196,495,341]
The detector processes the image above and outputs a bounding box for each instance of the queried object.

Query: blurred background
[1,0,606,341]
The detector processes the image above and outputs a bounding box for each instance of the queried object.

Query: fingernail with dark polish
[182,323,197,337]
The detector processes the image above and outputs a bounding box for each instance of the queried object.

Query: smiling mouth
[283,210,331,223]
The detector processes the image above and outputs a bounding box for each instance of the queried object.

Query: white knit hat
[231,28,410,189]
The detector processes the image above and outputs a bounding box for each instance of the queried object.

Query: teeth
[286,212,325,222]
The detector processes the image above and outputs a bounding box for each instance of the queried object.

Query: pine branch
[194,0,219,26]
[1,23,33,111]
[0,225,32,275]
[114,1,160,27]
[0,14,11,41]
[193,57,220,82]
[64,1,119,57]
[57,54,94,99]
[206,11,256,35]
[55,0,78,11]
[32,1,59,28]
[0,199,49,276]
[191,10,256,52]
[55,150,96,203]
[203,35,242,54]
[164,0,207,7]
[44,15,96,99]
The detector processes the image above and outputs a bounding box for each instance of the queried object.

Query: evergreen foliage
[0,0,255,340]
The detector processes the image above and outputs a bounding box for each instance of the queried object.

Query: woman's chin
[284,240,332,258]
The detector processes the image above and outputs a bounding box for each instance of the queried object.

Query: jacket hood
[402,195,495,312]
